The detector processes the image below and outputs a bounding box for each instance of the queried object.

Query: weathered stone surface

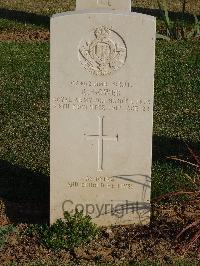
[76,0,131,11]
[50,8,156,226]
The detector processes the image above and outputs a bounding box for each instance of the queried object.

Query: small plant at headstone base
[156,0,200,40]
[153,144,200,253]
[0,225,16,250]
[25,211,100,250]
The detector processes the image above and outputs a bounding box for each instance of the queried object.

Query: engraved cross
[85,116,118,171]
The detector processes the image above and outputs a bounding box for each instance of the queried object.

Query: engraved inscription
[53,80,152,112]
[67,176,135,190]
[85,116,118,171]
[79,27,127,76]
[97,0,111,7]
[53,95,151,113]
[70,80,133,89]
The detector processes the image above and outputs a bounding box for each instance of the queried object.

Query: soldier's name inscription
[53,79,151,112]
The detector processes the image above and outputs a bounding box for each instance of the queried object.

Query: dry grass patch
[0,0,199,15]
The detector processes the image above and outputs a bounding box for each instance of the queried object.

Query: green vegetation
[154,40,199,141]
[0,40,199,201]
[0,18,47,31]
[0,0,199,264]
[0,42,49,175]
[0,0,198,33]
[152,40,199,197]
[157,0,200,40]
[0,225,16,250]
[0,0,76,15]
[0,0,198,15]
[25,211,100,250]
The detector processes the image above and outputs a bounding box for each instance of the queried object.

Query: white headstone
[50,1,156,226]
[76,0,131,11]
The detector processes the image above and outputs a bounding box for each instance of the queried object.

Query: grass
[153,40,199,197]
[0,42,49,175]
[0,0,76,15]
[0,17,48,31]
[0,225,16,250]
[0,0,199,15]
[0,0,199,34]
[0,40,199,203]
[154,40,199,141]
[0,1,199,264]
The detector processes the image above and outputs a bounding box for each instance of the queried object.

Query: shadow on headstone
[0,160,49,224]
[0,8,50,29]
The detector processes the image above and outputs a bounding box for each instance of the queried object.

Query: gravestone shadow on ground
[132,7,199,22]
[0,160,49,224]
[0,136,199,225]
[0,8,50,28]
[153,136,200,164]
[0,7,198,31]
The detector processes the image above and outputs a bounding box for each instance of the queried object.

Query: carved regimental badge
[79,27,127,76]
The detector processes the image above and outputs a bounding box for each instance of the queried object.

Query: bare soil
[0,29,49,41]
[0,199,199,265]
